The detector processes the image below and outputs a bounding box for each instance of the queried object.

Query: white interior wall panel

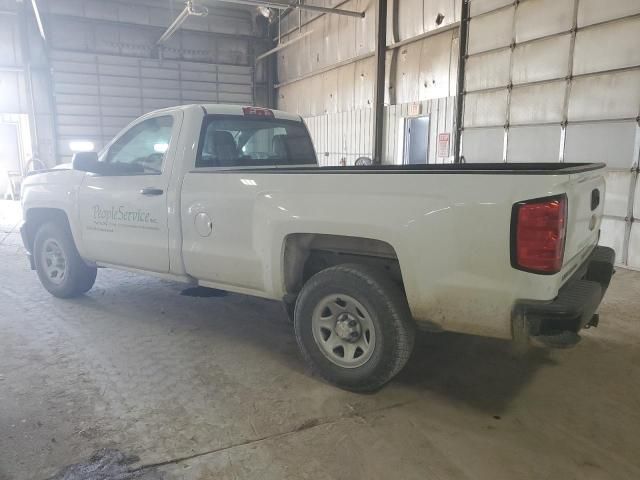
[572,16,640,75]
[463,89,508,129]
[467,6,513,55]
[600,218,627,265]
[511,34,571,84]
[278,50,377,117]
[398,0,425,41]
[563,122,637,168]
[355,0,376,55]
[395,0,459,41]
[507,125,561,163]
[0,71,29,114]
[577,0,640,26]
[416,29,458,101]
[277,0,374,86]
[461,127,504,163]
[469,0,512,17]
[461,0,640,266]
[509,81,565,125]
[394,41,423,104]
[514,0,574,43]
[629,135,640,269]
[628,224,640,269]
[464,49,510,92]
[0,13,28,114]
[604,171,633,219]
[568,70,640,122]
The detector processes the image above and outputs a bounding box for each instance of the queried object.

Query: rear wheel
[34,222,97,298]
[294,264,415,392]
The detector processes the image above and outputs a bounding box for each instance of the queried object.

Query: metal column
[453,0,469,163]
[372,0,387,164]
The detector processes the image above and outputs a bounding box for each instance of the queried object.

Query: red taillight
[242,106,274,117]
[512,195,567,274]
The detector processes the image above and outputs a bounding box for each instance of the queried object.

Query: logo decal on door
[88,205,159,233]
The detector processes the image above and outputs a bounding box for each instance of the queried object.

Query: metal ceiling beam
[30,0,46,45]
[255,29,312,61]
[213,0,364,18]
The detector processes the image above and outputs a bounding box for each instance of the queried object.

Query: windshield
[196,115,317,168]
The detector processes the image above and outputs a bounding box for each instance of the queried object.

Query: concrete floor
[1,199,639,480]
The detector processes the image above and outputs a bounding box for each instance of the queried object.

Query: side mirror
[72,151,100,173]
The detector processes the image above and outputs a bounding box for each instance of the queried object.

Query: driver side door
[77,111,182,273]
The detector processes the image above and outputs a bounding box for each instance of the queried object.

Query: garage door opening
[0,113,33,200]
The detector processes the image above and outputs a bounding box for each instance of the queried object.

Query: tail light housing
[511,195,567,274]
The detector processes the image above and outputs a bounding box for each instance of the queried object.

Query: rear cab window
[195,113,317,168]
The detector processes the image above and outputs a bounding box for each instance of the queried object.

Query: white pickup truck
[20,104,615,391]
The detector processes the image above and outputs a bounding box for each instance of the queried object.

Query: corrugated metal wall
[2,0,264,166]
[0,8,29,114]
[461,0,640,267]
[50,51,253,161]
[276,0,460,165]
[42,0,258,163]
[0,2,56,177]
[304,108,374,166]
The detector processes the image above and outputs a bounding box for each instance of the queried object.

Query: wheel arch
[281,233,405,298]
[23,208,72,253]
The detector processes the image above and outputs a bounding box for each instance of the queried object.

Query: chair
[4,171,22,200]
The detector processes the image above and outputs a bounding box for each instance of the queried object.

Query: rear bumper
[514,245,615,348]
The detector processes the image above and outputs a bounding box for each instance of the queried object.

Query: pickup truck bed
[217,162,604,174]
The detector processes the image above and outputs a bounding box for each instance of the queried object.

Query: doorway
[0,114,33,199]
[403,115,430,164]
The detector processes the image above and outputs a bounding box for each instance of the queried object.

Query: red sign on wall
[437,133,451,158]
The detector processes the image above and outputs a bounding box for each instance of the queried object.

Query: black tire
[33,221,97,298]
[294,264,415,392]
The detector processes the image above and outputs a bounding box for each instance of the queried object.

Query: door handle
[140,187,164,196]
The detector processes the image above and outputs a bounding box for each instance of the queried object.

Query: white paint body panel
[22,104,606,341]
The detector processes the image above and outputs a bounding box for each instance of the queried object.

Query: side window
[105,115,174,174]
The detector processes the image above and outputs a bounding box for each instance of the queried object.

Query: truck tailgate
[562,168,606,280]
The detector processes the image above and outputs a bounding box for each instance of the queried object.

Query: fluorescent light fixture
[240,179,257,186]
[69,140,95,152]
[154,143,169,153]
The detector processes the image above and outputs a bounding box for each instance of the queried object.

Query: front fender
[21,170,87,257]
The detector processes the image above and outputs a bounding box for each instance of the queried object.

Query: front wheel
[294,264,415,392]
[33,222,97,298]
